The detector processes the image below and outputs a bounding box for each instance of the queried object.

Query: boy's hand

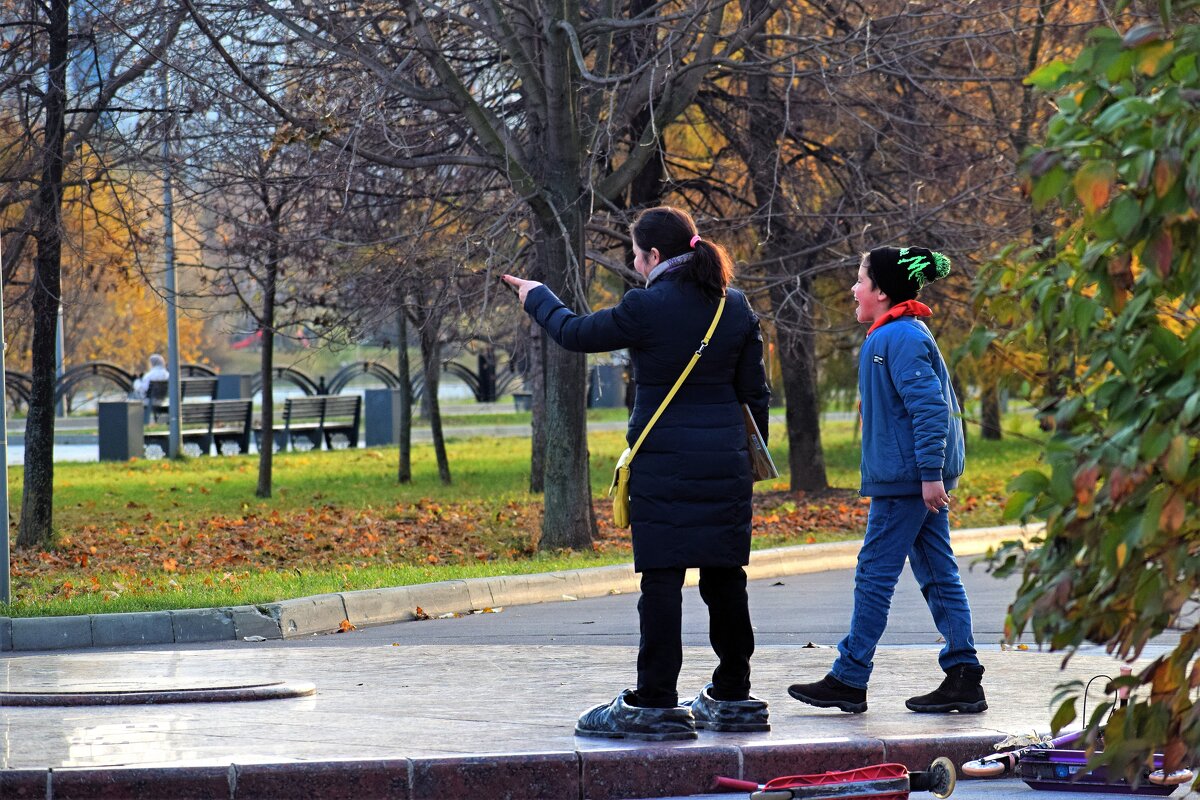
[922,480,951,513]
[501,274,542,305]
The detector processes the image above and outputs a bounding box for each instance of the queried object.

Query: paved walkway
[1,644,1172,800]
[4,524,1192,800]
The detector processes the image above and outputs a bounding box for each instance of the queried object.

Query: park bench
[144,399,253,456]
[148,377,219,422]
[255,394,362,452]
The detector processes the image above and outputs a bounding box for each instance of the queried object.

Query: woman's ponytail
[690,239,734,298]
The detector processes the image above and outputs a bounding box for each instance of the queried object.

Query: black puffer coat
[525,273,770,571]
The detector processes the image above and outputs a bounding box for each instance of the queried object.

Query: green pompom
[931,251,952,279]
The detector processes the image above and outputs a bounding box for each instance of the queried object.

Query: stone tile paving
[0,643,1143,771]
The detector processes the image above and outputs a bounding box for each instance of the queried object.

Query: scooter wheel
[1148,768,1194,787]
[961,759,1007,778]
[927,756,957,798]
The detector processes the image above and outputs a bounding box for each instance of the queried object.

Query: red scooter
[714,758,957,800]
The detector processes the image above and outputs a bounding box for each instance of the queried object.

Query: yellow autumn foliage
[4,154,214,374]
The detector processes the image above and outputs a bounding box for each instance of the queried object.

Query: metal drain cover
[0,680,316,706]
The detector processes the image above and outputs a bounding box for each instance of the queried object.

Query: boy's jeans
[831,495,978,690]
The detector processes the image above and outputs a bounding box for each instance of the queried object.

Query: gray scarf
[646,252,694,286]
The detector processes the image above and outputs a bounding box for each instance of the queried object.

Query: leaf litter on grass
[11,486,1000,607]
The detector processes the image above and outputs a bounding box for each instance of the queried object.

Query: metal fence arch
[4,371,32,410]
[327,361,402,394]
[53,362,136,403]
[250,367,322,396]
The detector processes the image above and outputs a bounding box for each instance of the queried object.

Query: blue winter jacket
[858,316,964,497]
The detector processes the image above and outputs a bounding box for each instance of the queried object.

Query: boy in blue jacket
[788,246,985,714]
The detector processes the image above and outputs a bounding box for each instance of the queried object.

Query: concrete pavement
[7,523,1193,800]
[2,644,1163,800]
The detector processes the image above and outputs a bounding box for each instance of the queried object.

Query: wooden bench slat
[145,399,252,456]
[255,394,361,452]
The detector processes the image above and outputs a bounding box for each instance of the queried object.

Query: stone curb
[0,731,1004,800]
[0,524,1040,653]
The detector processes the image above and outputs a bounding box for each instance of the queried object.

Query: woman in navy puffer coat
[503,206,772,741]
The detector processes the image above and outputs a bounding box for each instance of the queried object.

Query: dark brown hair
[631,206,733,297]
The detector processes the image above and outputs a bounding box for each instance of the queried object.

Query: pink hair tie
[689,234,702,248]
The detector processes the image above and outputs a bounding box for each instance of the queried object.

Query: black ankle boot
[788,674,867,713]
[906,664,987,713]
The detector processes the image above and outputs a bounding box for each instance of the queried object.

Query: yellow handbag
[608,297,725,528]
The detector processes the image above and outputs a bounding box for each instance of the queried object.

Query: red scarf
[866,299,932,336]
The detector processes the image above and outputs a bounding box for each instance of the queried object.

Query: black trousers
[635,566,755,708]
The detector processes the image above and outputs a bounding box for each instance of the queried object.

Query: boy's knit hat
[867,246,952,302]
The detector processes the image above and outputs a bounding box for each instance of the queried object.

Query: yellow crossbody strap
[625,295,726,463]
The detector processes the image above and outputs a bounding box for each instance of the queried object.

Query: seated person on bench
[132,354,169,422]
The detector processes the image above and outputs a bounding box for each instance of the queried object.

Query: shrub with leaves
[977,9,1200,781]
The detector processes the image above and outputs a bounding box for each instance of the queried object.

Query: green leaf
[1072,296,1100,332]
[1140,423,1173,461]
[1033,166,1070,210]
[1141,486,1169,539]
[1164,435,1190,483]
[1109,194,1142,239]
[1164,375,1195,400]
[1050,696,1078,734]
[1009,469,1050,494]
[1049,462,1075,505]
[1181,392,1200,426]
[1093,98,1154,133]
[1003,492,1034,521]
[1147,325,1183,361]
[1110,346,1134,375]
[1026,60,1072,90]
[1105,50,1138,83]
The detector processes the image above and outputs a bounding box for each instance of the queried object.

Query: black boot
[787,674,867,713]
[906,664,987,713]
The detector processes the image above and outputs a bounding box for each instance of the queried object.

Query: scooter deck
[751,763,913,800]
[1019,750,1177,796]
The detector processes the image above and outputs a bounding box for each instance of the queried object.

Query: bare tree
[3,1,184,547]
[183,0,785,551]
[673,1,1100,482]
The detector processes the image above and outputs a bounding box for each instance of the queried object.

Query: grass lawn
[3,416,1045,617]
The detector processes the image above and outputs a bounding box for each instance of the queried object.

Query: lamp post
[55,303,64,417]
[1,236,10,604]
[161,63,181,459]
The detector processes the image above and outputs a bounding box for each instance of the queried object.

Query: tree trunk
[952,374,969,450]
[256,240,279,499]
[534,14,596,550]
[769,277,828,492]
[17,0,70,549]
[739,0,827,493]
[980,382,1002,440]
[528,318,545,493]
[535,230,596,550]
[420,321,451,484]
[396,306,412,483]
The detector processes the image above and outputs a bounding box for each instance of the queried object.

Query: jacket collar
[866,299,933,336]
[646,252,693,286]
